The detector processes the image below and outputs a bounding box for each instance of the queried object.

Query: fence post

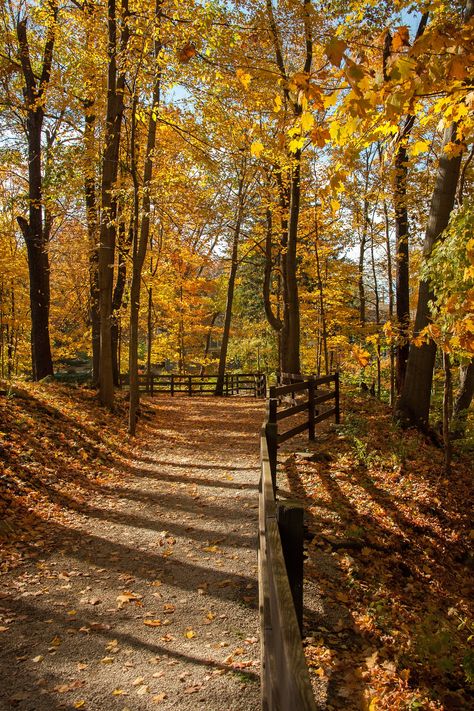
[277,502,304,636]
[308,377,315,441]
[267,391,278,494]
[188,375,192,396]
[150,373,154,396]
[335,371,340,424]
[170,374,174,396]
[237,373,240,395]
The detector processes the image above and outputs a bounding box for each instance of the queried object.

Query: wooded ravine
[0,0,473,709]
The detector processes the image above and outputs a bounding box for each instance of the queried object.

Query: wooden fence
[119,372,266,397]
[267,372,340,456]
[258,373,340,710]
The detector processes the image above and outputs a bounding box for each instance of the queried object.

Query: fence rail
[267,372,339,450]
[119,372,266,397]
[259,373,341,710]
[259,425,317,710]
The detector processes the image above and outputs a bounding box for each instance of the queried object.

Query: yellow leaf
[74,702,86,709]
[112,689,125,696]
[251,141,264,158]
[144,619,162,627]
[236,68,251,89]
[369,697,380,711]
[273,94,282,113]
[330,199,340,213]
[289,137,305,153]
[411,140,430,156]
[184,629,196,639]
[352,344,370,368]
[301,112,314,132]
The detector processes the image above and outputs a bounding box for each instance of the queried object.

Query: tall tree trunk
[265,0,312,377]
[147,287,153,390]
[396,122,466,429]
[98,0,130,407]
[83,103,100,386]
[383,198,396,406]
[285,153,302,374]
[443,352,452,474]
[314,207,328,375]
[16,2,57,380]
[370,228,381,398]
[394,143,410,393]
[215,177,245,396]
[129,1,161,434]
[452,360,474,436]
[392,13,428,393]
[111,218,130,385]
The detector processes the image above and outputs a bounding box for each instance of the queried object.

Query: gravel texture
[0,396,264,711]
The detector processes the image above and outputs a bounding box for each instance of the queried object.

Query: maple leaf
[236,69,251,90]
[325,38,347,67]
[250,141,264,158]
[392,26,410,52]
[177,43,196,63]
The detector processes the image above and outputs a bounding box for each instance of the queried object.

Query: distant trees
[0,0,472,437]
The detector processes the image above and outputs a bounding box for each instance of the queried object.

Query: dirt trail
[0,397,264,711]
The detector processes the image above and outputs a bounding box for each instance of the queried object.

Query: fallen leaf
[153,693,167,704]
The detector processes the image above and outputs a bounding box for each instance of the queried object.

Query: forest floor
[0,382,473,711]
[0,383,264,710]
[277,391,473,711]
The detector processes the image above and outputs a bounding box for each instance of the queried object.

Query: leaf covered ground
[0,381,133,571]
[281,392,473,711]
[0,383,263,710]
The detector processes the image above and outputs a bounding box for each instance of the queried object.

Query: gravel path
[0,397,264,711]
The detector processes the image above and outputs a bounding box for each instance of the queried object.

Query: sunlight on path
[0,397,264,711]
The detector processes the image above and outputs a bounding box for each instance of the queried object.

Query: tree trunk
[111,219,130,385]
[16,4,57,381]
[452,360,474,436]
[98,0,130,407]
[394,143,410,394]
[383,198,395,406]
[83,103,100,386]
[128,2,161,434]
[396,123,465,429]
[443,352,452,474]
[285,153,302,375]
[314,207,328,375]
[215,177,244,396]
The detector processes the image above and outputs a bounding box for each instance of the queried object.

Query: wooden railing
[267,373,340,454]
[119,372,266,397]
[259,424,317,711]
[258,373,341,710]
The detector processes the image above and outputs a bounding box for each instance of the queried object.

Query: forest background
[0,0,473,439]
